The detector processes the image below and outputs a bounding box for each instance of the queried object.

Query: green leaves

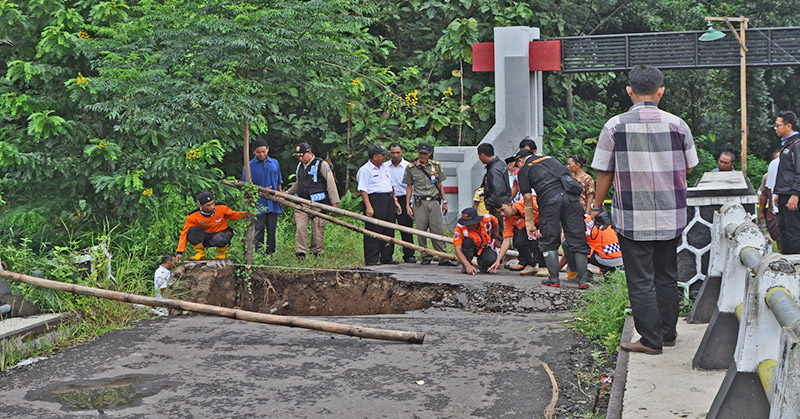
[26,110,66,139]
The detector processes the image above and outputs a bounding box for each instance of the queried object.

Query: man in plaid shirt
[591,65,698,355]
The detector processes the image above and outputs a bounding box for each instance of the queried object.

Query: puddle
[35,374,170,414]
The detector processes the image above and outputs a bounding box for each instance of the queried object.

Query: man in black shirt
[478,143,511,234]
[516,149,590,287]
[773,111,800,254]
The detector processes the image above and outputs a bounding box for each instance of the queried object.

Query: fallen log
[222,179,518,258]
[0,270,425,344]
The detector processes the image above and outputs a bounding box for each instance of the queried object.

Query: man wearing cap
[286,142,340,261]
[403,142,457,266]
[453,208,501,274]
[175,192,247,262]
[477,143,511,235]
[516,148,590,288]
[357,144,402,265]
[242,138,282,255]
[387,143,416,263]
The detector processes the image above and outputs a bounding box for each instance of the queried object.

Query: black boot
[541,251,560,287]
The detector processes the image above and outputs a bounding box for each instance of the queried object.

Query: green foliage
[572,271,630,354]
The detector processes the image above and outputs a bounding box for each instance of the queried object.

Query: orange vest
[584,215,622,259]
[176,204,246,252]
[454,214,498,249]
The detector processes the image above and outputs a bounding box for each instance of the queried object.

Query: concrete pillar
[771,323,800,417]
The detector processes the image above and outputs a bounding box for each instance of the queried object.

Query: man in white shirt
[386,143,416,263]
[764,149,782,249]
[357,144,402,266]
[154,253,175,299]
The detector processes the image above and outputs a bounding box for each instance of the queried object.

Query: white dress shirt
[357,160,393,194]
[385,160,410,196]
[766,157,780,213]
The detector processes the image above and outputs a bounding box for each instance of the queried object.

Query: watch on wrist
[590,205,603,212]
[442,200,448,204]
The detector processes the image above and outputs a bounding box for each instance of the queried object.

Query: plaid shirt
[591,102,698,241]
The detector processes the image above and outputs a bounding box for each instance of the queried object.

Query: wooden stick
[221,179,519,258]
[541,361,559,419]
[0,270,425,344]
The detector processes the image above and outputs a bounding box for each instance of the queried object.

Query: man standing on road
[387,143,416,263]
[285,143,340,261]
[773,111,800,254]
[592,65,698,355]
[357,144,402,266]
[478,143,511,234]
[242,138,282,255]
[403,142,457,266]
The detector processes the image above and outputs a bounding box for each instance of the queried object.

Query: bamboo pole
[221,180,519,258]
[0,270,425,344]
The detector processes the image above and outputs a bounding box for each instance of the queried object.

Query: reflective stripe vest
[584,215,622,259]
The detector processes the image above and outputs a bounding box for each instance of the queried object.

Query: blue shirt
[242,156,283,214]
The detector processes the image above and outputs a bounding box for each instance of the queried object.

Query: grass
[571,271,630,355]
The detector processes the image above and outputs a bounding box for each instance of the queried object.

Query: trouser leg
[415,200,432,262]
[477,247,498,272]
[264,213,278,254]
[618,235,663,349]
[310,216,326,255]
[562,240,577,271]
[207,228,233,248]
[379,198,397,263]
[294,210,310,255]
[396,195,415,258]
[187,226,209,245]
[364,193,391,264]
[778,195,800,254]
[254,213,267,253]
[425,200,448,254]
[514,227,534,266]
[653,237,680,343]
[461,237,476,267]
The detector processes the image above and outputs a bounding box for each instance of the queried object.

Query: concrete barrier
[706,254,800,419]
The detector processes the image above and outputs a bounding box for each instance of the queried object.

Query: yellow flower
[76,73,87,85]
[98,140,108,149]
[142,188,153,197]
[404,89,419,106]
[346,101,356,109]
[352,78,361,86]
[79,31,90,39]
[443,86,453,96]
[186,149,201,160]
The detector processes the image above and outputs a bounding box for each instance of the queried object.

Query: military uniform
[403,158,448,263]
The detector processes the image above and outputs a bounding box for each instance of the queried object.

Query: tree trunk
[243,118,255,265]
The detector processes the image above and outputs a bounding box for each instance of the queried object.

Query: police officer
[285,142,340,261]
[516,149,590,288]
[403,142,458,266]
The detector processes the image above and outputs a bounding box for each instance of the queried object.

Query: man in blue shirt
[242,139,283,254]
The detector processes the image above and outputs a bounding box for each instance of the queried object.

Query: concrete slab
[0,313,64,340]
[622,318,726,418]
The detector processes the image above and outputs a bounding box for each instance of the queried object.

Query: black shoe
[421,259,432,265]
[403,256,417,264]
[366,261,381,266]
[381,260,399,265]
[439,260,458,267]
[296,253,306,262]
[312,253,322,258]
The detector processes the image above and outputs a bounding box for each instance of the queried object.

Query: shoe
[312,253,322,257]
[366,261,381,266]
[578,283,592,289]
[520,266,536,276]
[381,260,399,265]
[541,280,560,287]
[296,253,306,262]
[404,256,417,263]
[663,332,678,347]
[620,340,662,355]
[189,244,206,261]
[421,259,431,265]
[536,267,550,277]
[215,245,229,260]
[508,264,525,271]
[566,271,578,280]
[439,260,458,267]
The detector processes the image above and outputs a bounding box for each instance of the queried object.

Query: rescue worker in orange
[563,215,623,287]
[453,208,501,275]
[175,192,247,262]
[489,195,544,276]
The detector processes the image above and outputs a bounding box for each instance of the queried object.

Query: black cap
[504,156,516,164]
[295,143,311,157]
[196,191,214,205]
[252,139,268,150]
[458,207,480,226]
[514,149,534,159]
[417,142,433,154]
[368,143,389,157]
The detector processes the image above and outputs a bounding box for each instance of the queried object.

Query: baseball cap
[368,143,389,157]
[417,142,433,154]
[295,143,311,157]
[196,191,214,205]
[514,149,534,159]
[458,207,481,226]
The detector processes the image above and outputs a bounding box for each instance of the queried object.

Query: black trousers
[777,195,800,254]
[513,226,543,267]
[394,195,415,259]
[538,192,590,254]
[187,226,233,248]
[462,237,497,272]
[364,193,396,264]
[254,212,279,254]
[617,235,680,350]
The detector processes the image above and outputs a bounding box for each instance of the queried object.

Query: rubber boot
[189,244,206,261]
[215,245,229,260]
[541,251,560,287]
[574,253,590,289]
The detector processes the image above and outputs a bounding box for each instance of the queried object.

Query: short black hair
[569,154,586,167]
[519,137,537,151]
[719,151,736,163]
[477,143,494,157]
[252,138,268,149]
[778,111,797,131]
[495,196,513,208]
[629,65,664,95]
[161,253,175,265]
[388,142,402,151]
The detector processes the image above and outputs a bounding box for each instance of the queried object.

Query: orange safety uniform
[453,214,499,249]
[584,215,622,259]
[176,204,246,253]
[501,198,539,239]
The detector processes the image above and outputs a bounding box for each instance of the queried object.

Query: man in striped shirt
[591,65,698,355]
